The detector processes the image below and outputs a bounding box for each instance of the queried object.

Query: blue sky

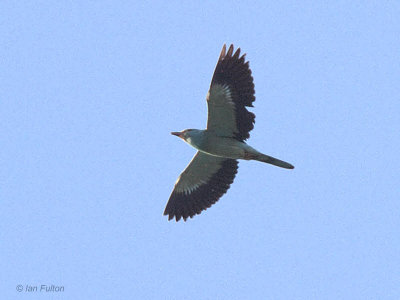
[1,1,399,299]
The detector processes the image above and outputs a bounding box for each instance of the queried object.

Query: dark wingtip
[226,44,234,57]
[164,159,239,222]
[219,44,227,61]
[210,44,255,141]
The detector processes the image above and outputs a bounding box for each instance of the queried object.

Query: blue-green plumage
[171,129,293,168]
[164,44,294,222]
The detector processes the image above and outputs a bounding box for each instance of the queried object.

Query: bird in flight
[164,44,294,221]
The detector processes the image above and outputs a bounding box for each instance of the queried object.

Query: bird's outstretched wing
[207,44,256,141]
[164,152,238,221]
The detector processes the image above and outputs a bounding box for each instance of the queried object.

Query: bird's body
[178,129,250,159]
[172,129,293,168]
[164,44,294,221]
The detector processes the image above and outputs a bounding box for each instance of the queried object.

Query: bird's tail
[254,153,294,169]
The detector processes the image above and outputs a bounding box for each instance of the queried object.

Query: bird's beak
[171,131,183,138]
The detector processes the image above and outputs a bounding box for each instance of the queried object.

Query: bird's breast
[195,135,247,159]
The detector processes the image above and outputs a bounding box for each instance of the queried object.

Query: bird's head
[171,129,195,141]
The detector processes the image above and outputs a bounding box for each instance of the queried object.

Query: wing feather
[164,152,238,221]
[207,44,256,141]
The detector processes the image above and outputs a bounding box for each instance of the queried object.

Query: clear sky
[1,1,399,299]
